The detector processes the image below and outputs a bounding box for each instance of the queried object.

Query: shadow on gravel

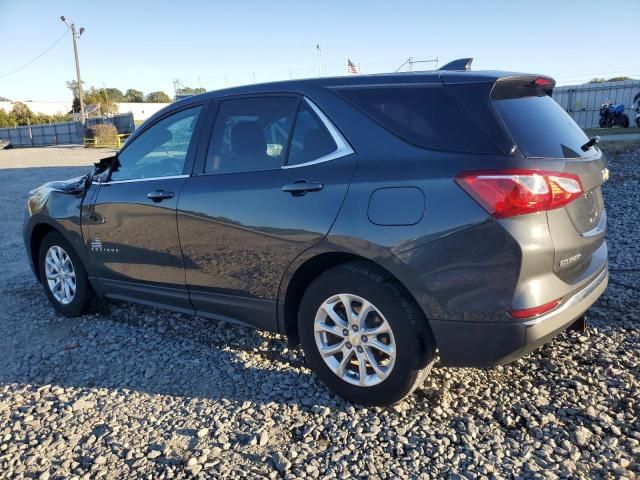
[0,280,345,409]
[2,274,638,413]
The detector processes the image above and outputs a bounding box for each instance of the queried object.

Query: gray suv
[24,59,608,405]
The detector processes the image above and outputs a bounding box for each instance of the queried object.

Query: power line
[0,30,69,80]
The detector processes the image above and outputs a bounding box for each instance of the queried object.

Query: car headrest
[231,121,265,156]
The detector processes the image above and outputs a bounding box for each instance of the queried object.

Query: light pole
[60,16,86,124]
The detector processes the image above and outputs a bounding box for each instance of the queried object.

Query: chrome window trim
[95,174,189,185]
[282,98,354,169]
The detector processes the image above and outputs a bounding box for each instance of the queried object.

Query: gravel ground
[0,146,638,479]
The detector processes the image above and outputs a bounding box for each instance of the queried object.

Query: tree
[146,91,171,103]
[0,96,10,102]
[66,80,85,113]
[0,109,15,127]
[103,88,124,102]
[607,76,633,82]
[589,76,634,84]
[11,102,33,123]
[124,89,144,102]
[176,86,206,96]
[84,88,120,115]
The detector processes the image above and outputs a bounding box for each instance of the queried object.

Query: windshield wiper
[581,135,600,152]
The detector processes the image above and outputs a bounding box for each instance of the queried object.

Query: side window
[287,102,337,166]
[206,97,298,174]
[336,86,498,153]
[111,106,202,181]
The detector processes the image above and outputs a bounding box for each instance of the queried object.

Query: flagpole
[316,44,322,77]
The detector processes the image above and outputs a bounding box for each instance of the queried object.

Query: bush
[86,124,118,146]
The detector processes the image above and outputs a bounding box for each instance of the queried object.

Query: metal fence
[553,80,640,129]
[86,113,135,134]
[0,113,135,147]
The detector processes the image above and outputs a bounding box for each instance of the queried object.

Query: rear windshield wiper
[581,135,600,152]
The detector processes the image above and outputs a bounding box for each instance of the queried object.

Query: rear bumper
[431,266,608,367]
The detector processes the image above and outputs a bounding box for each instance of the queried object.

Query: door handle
[147,190,174,202]
[281,180,324,196]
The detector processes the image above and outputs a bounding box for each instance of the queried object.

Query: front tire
[38,231,95,317]
[636,117,640,128]
[298,262,435,406]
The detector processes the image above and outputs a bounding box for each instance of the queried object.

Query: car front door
[85,104,205,312]
[177,95,357,329]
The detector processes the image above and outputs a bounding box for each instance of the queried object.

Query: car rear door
[177,94,357,329]
[85,103,206,311]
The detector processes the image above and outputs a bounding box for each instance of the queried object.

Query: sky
[1,0,639,102]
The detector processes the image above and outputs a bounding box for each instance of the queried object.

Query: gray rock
[574,427,592,448]
[272,452,291,473]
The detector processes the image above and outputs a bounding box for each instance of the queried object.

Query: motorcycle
[598,100,629,128]
[633,101,640,128]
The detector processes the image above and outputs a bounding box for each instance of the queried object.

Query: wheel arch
[29,222,61,283]
[279,249,437,362]
[27,218,89,287]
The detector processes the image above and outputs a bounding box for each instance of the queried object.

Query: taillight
[508,298,562,319]
[533,77,554,88]
[455,169,583,219]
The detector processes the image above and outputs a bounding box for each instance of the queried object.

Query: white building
[0,101,170,121]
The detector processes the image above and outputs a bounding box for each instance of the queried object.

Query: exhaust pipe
[568,314,589,333]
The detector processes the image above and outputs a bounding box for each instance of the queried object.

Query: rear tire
[298,262,435,406]
[621,114,630,128]
[38,232,95,317]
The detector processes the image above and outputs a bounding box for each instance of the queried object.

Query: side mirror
[90,155,117,184]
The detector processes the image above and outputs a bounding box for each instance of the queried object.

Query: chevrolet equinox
[24,59,608,405]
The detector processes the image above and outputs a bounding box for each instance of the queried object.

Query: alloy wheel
[314,293,396,387]
[44,245,77,305]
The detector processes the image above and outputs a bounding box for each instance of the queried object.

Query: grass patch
[584,126,640,137]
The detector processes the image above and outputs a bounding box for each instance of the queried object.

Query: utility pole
[61,16,86,124]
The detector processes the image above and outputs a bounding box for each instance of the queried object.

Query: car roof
[129,68,546,145]
[172,69,538,106]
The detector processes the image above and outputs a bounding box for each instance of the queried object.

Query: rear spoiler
[492,75,556,98]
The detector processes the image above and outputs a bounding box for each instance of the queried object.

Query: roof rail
[439,58,473,71]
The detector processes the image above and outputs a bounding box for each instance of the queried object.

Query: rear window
[492,82,592,158]
[336,85,499,154]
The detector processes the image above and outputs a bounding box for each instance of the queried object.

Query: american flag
[347,58,359,75]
